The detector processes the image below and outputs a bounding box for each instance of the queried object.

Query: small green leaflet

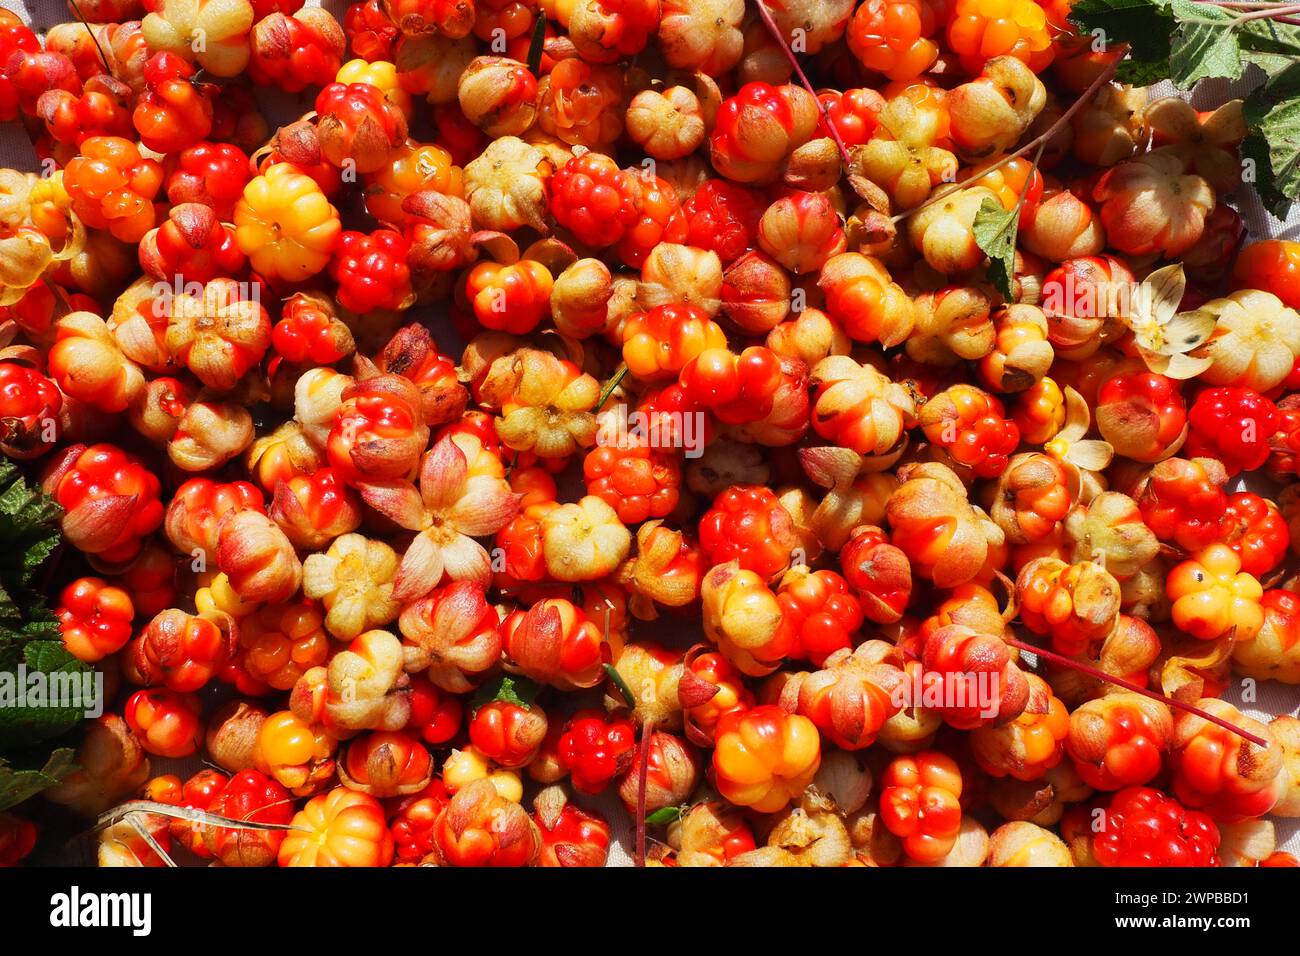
[470,673,540,712]
[603,663,636,708]
[525,14,546,75]
[644,806,683,826]
[0,748,75,812]
[972,198,1019,300]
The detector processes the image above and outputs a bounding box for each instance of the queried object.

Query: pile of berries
[1,0,1299,871]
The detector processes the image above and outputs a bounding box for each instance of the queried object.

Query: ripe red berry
[36,75,134,147]
[272,294,355,367]
[699,484,798,580]
[344,0,398,61]
[682,179,764,264]
[166,142,251,220]
[617,172,688,268]
[5,50,79,117]
[133,52,215,155]
[558,710,636,794]
[679,346,785,426]
[329,229,414,313]
[1217,491,1289,576]
[249,10,346,93]
[549,152,637,248]
[1087,787,1220,867]
[1137,457,1227,553]
[919,384,1020,479]
[818,88,886,146]
[1184,386,1278,475]
[0,16,40,121]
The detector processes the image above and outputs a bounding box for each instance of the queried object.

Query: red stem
[1005,636,1268,748]
[42,277,75,314]
[892,51,1123,223]
[753,0,854,172]
[67,0,112,74]
[634,719,655,867]
[1199,3,1300,23]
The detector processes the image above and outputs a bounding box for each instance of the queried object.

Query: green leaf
[0,641,94,750]
[0,463,82,793]
[1239,18,1300,60]
[0,461,63,588]
[1068,0,1176,83]
[603,662,636,708]
[1244,69,1300,218]
[644,806,684,826]
[525,14,546,76]
[1169,1,1242,87]
[1116,57,1176,86]
[0,747,75,811]
[470,673,540,713]
[0,461,63,649]
[972,197,1019,300]
[0,581,60,645]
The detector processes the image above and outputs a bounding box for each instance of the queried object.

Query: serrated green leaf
[0,571,61,648]
[0,461,63,587]
[0,747,75,811]
[972,197,1019,300]
[1244,78,1300,218]
[0,463,82,791]
[0,461,64,647]
[0,462,64,662]
[644,806,684,826]
[1169,1,1242,87]
[470,673,540,713]
[1067,0,1300,86]
[1115,57,1175,85]
[0,580,61,643]
[1251,54,1300,99]
[1239,18,1300,59]
[0,641,94,750]
[1069,0,1175,82]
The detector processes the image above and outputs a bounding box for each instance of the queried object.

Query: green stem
[604,663,636,709]
[596,363,628,411]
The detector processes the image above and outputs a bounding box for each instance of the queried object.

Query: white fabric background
[5,0,1298,863]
